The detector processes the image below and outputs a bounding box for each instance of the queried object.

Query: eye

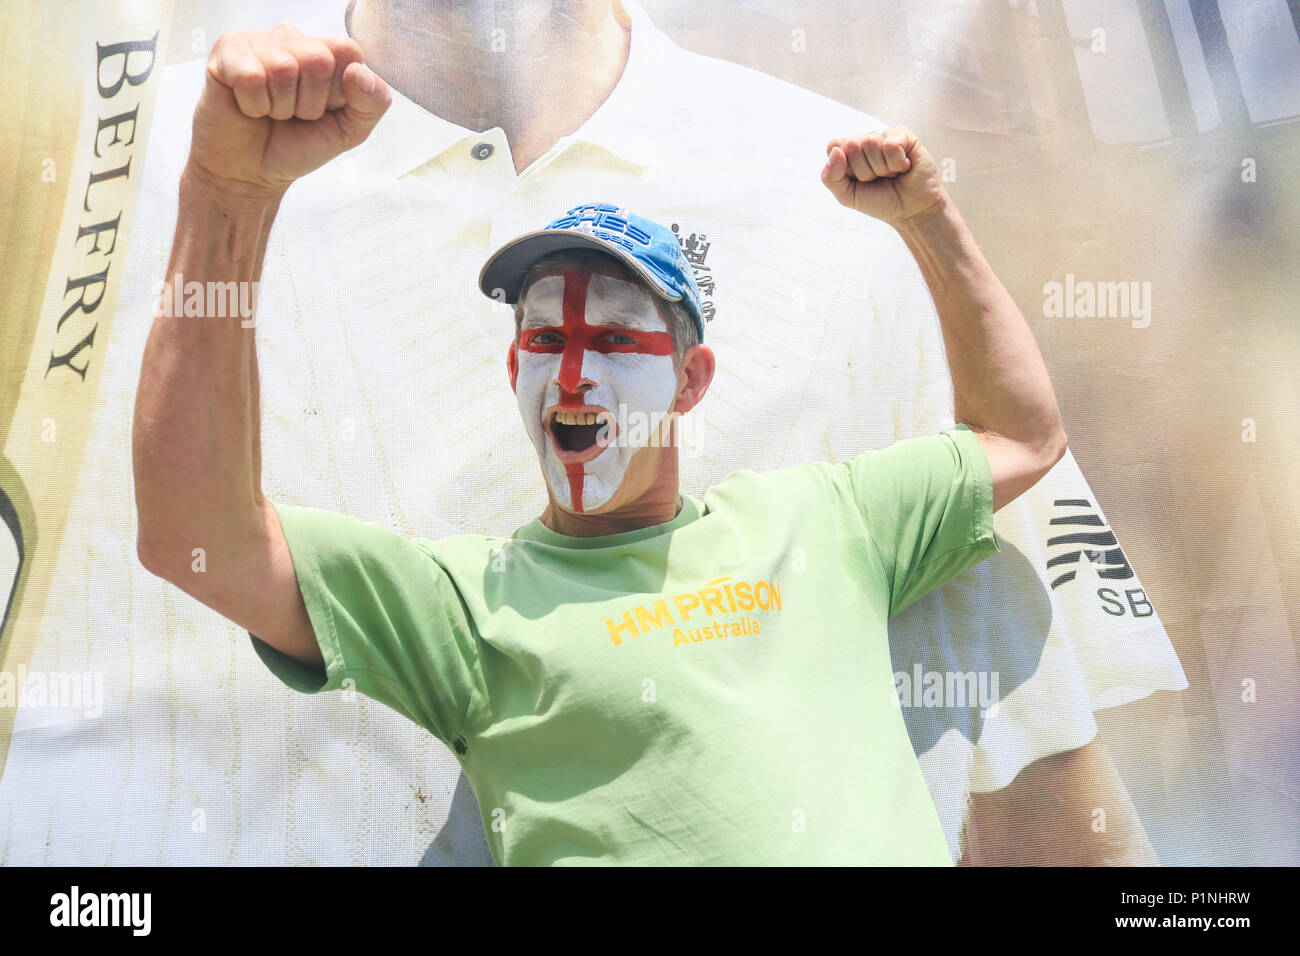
[526,329,564,346]
[603,331,638,345]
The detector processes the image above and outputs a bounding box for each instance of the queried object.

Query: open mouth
[547,408,611,461]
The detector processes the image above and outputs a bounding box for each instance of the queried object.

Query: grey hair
[512,248,700,366]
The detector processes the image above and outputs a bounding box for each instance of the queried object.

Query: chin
[543,452,647,517]
[556,472,627,516]
[554,496,616,517]
[532,436,632,515]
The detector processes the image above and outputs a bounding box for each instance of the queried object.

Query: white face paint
[514,269,679,514]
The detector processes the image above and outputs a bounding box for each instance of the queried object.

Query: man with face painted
[491,216,712,529]
[134,30,1072,865]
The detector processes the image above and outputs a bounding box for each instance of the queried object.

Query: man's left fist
[821,127,947,227]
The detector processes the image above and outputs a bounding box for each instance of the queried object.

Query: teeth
[554,411,599,426]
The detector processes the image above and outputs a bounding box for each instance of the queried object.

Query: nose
[555,338,596,396]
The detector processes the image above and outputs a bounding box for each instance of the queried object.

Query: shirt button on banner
[471,142,495,161]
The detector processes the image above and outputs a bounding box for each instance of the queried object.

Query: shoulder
[703,458,859,516]
[656,33,892,141]
[646,34,906,249]
[275,503,502,566]
[410,530,507,566]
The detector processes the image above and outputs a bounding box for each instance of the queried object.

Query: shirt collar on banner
[302,0,677,179]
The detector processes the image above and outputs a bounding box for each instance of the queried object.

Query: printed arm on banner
[133,24,393,668]
[820,128,1068,511]
[823,131,1167,865]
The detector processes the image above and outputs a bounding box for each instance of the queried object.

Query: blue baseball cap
[478,202,705,340]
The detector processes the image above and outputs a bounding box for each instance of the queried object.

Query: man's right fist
[188,23,391,199]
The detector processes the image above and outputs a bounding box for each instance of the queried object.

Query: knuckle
[331,37,362,61]
[230,67,265,91]
[265,56,298,85]
[299,46,334,79]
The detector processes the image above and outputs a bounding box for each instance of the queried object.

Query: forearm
[133,165,282,575]
[959,736,1160,866]
[894,197,1064,452]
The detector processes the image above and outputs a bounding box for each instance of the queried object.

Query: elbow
[1044,421,1068,468]
[137,532,203,597]
[133,482,170,579]
[137,502,265,587]
[136,518,188,584]
[1027,421,1069,488]
[136,529,170,581]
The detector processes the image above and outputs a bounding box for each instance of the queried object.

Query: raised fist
[821,127,948,227]
[188,22,391,199]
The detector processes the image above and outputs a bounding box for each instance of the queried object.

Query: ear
[672,344,716,415]
[507,339,519,393]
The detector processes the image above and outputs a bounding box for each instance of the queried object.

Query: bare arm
[959,735,1160,866]
[133,23,391,666]
[133,173,319,662]
[822,128,1068,510]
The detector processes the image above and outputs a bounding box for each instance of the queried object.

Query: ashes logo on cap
[478,201,707,340]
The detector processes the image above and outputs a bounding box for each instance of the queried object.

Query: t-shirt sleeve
[248,501,484,750]
[844,423,1000,618]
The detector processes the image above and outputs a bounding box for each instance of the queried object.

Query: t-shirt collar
[514,494,701,549]
[308,0,671,179]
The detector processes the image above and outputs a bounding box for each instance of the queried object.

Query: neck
[346,0,631,176]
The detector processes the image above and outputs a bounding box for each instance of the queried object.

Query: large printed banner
[1,1,171,774]
[1,0,1297,866]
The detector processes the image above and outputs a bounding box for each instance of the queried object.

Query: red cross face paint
[514,268,679,513]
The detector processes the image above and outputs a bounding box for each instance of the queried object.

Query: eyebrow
[520,309,654,331]
[590,312,649,330]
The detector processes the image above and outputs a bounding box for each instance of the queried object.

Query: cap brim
[477,229,684,307]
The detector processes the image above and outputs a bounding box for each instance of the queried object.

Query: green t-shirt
[250,423,998,865]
